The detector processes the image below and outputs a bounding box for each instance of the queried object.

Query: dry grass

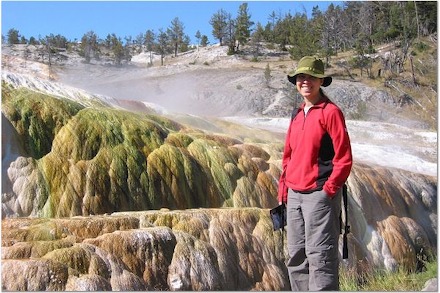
[328,36,437,129]
[340,257,437,291]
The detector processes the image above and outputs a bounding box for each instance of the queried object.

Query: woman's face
[296,73,323,102]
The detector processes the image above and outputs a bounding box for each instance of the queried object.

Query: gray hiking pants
[286,188,341,291]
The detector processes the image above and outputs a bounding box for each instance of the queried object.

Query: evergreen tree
[235,2,254,51]
[104,34,113,49]
[268,10,277,27]
[250,22,264,59]
[48,34,68,48]
[111,35,125,65]
[135,33,145,47]
[156,28,171,66]
[195,30,202,47]
[266,10,278,42]
[179,34,191,52]
[225,13,236,54]
[40,35,54,68]
[200,35,209,47]
[288,12,317,59]
[29,36,38,45]
[273,13,291,51]
[144,30,155,66]
[311,5,325,56]
[4,1,436,71]
[80,31,99,63]
[7,28,20,44]
[168,17,185,57]
[210,9,229,46]
[124,35,133,46]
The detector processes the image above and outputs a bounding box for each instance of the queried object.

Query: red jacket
[278,98,353,203]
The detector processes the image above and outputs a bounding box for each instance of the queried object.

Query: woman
[278,56,353,291]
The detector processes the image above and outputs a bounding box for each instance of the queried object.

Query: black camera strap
[342,184,350,259]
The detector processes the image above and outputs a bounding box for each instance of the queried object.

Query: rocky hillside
[1,42,437,291]
[3,41,437,129]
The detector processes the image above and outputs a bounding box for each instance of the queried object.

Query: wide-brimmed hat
[287,56,332,87]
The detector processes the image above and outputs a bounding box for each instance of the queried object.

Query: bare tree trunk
[410,55,417,85]
[414,1,420,39]
[47,44,52,67]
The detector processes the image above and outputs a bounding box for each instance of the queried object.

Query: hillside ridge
[2,41,436,130]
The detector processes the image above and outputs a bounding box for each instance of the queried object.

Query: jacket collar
[300,96,329,109]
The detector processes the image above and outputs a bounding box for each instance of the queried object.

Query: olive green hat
[287,56,332,87]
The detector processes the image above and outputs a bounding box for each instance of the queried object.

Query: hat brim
[287,73,332,87]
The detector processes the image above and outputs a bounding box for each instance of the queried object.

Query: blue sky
[2,1,342,44]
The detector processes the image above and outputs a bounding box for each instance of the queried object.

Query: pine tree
[250,22,264,60]
[210,9,229,46]
[144,30,155,66]
[80,31,99,63]
[225,13,236,54]
[179,34,191,52]
[156,28,170,66]
[235,2,254,51]
[266,11,278,42]
[288,13,317,59]
[195,30,202,47]
[273,13,292,51]
[7,28,20,44]
[112,37,124,66]
[200,35,209,47]
[168,17,185,57]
